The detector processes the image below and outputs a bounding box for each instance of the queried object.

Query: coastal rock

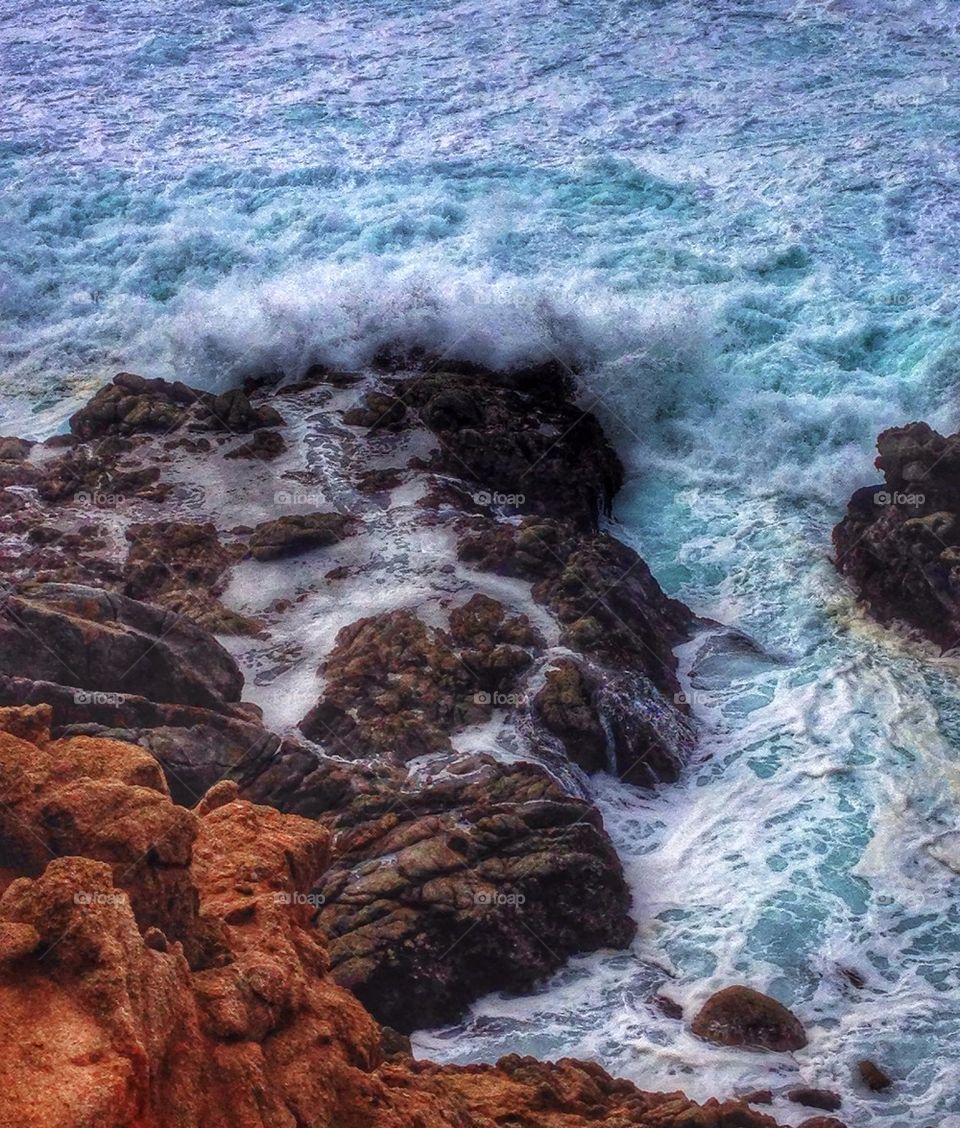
[833,422,960,648]
[0,584,243,710]
[533,657,609,772]
[857,1059,892,1091]
[0,674,276,807]
[305,752,635,1031]
[0,365,701,1044]
[0,709,782,1128]
[400,369,623,529]
[122,520,261,634]
[247,511,356,561]
[788,1089,842,1112]
[691,986,807,1052]
[68,373,284,442]
[223,427,288,460]
[298,605,538,761]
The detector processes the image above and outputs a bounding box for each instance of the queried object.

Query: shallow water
[3,0,960,1121]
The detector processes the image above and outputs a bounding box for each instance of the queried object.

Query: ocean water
[3,0,960,1122]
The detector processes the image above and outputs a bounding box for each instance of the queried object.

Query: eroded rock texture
[834,421,960,648]
[0,361,697,1038]
[0,707,783,1128]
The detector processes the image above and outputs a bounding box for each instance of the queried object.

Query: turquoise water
[3,1,960,1121]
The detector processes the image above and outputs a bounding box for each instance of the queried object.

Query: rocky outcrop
[299,601,542,762]
[309,753,633,1031]
[0,706,782,1128]
[0,360,699,1042]
[691,986,807,1052]
[833,421,960,648]
[0,583,243,710]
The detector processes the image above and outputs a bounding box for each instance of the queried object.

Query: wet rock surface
[0,362,746,1121]
[691,986,808,1053]
[834,421,960,648]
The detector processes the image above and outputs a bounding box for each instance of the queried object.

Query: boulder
[857,1059,892,1091]
[691,986,807,1052]
[0,584,242,710]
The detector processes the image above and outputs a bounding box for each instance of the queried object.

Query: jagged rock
[69,371,199,440]
[400,370,623,529]
[691,986,807,1052]
[122,521,258,635]
[0,437,33,461]
[37,437,166,503]
[124,520,233,600]
[204,388,285,432]
[0,675,275,806]
[223,428,287,460]
[298,606,539,761]
[306,752,635,1031]
[0,719,781,1127]
[834,421,960,648]
[342,390,407,430]
[0,707,204,961]
[534,658,608,772]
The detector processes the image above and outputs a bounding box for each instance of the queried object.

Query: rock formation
[834,421,960,648]
[0,361,795,1125]
[0,706,783,1128]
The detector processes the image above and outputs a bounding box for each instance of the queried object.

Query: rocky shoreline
[0,361,832,1125]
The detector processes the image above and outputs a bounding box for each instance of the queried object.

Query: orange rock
[0,707,785,1127]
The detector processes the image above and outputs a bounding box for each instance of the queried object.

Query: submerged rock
[691,985,807,1052]
[788,1089,842,1112]
[857,1059,892,1091]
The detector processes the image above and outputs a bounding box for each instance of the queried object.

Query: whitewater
[3,0,960,1123]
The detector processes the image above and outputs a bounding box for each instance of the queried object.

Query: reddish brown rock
[788,1088,842,1111]
[691,986,807,1052]
[247,511,356,561]
[0,711,782,1128]
[858,1059,892,1091]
